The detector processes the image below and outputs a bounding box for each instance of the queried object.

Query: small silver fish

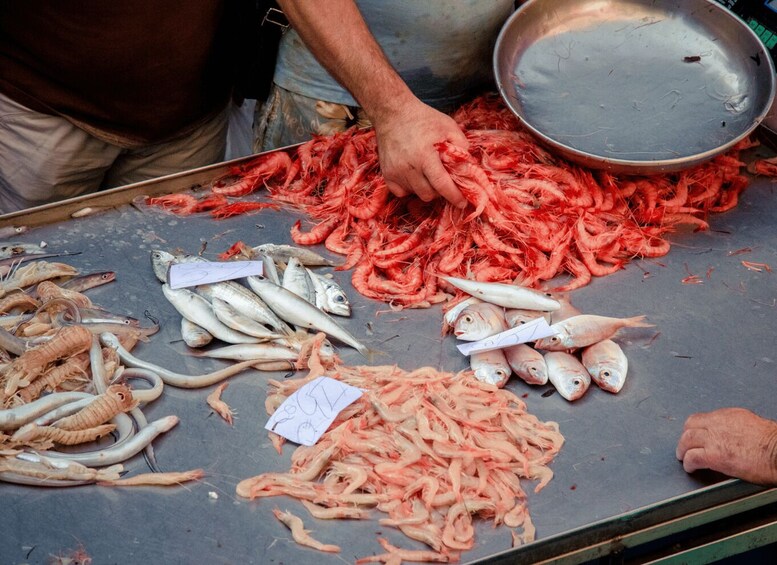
[545,351,590,401]
[246,275,370,356]
[504,344,548,385]
[161,284,259,344]
[282,257,316,304]
[191,342,300,362]
[258,252,282,285]
[470,349,512,388]
[581,339,628,393]
[307,269,351,316]
[534,315,653,351]
[252,243,336,266]
[442,276,560,311]
[454,302,507,341]
[180,318,213,348]
[0,226,28,239]
[211,297,284,340]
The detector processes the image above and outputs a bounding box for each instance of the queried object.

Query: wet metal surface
[0,148,776,564]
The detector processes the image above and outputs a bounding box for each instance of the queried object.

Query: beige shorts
[0,92,229,213]
[253,84,371,153]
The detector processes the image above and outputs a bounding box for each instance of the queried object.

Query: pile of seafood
[149,244,369,373]
[148,93,753,308]
[442,277,652,400]
[238,361,564,562]
[0,257,196,487]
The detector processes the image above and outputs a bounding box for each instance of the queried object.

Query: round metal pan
[494,0,776,174]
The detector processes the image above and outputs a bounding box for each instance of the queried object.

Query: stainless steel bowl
[494,0,776,174]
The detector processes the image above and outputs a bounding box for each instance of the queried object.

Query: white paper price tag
[265,376,363,446]
[457,317,557,356]
[168,261,263,289]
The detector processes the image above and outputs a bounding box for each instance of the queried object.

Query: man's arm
[676,407,777,485]
[277,0,469,208]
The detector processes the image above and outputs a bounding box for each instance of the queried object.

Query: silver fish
[469,349,512,388]
[581,339,628,393]
[545,351,590,401]
[282,257,316,304]
[454,302,507,341]
[0,226,28,239]
[252,243,336,266]
[150,250,204,283]
[442,276,560,311]
[180,318,213,348]
[150,250,292,335]
[258,252,281,285]
[534,315,653,351]
[211,297,284,340]
[161,284,259,344]
[307,269,351,316]
[196,281,292,336]
[192,342,299,362]
[504,343,548,385]
[246,275,369,356]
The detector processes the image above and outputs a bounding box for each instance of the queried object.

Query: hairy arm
[676,407,777,486]
[277,0,469,207]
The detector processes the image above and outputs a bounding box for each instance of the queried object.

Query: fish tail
[362,347,387,362]
[624,315,654,328]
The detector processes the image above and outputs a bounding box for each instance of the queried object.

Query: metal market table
[1,149,775,564]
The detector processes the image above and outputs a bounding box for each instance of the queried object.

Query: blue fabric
[273,0,514,109]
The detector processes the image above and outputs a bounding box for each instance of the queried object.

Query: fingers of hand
[676,427,708,461]
[681,447,709,474]
[424,158,466,209]
[385,179,410,198]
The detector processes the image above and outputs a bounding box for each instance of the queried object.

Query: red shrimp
[290,217,339,245]
[213,151,293,196]
[146,194,198,214]
[210,202,279,219]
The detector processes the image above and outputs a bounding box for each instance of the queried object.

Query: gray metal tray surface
[494,0,776,173]
[0,150,776,564]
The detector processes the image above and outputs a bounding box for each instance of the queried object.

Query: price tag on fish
[168,261,263,289]
[457,317,557,356]
[265,376,363,446]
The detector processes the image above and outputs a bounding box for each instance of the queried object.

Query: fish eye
[573,378,582,386]
[462,315,473,323]
[498,370,509,378]
[334,295,346,303]
[602,370,611,377]
[550,336,559,343]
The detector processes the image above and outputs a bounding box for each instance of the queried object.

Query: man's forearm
[277,0,416,124]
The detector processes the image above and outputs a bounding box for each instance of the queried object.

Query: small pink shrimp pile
[224,95,751,306]
[237,363,564,561]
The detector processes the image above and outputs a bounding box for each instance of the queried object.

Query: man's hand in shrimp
[676,407,777,486]
[372,98,469,209]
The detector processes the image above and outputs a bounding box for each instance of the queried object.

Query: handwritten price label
[168,261,264,289]
[457,317,557,356]
[265,376,363,446]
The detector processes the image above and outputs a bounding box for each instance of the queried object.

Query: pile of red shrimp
[170,94,754,307]
[237,361,563,560]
